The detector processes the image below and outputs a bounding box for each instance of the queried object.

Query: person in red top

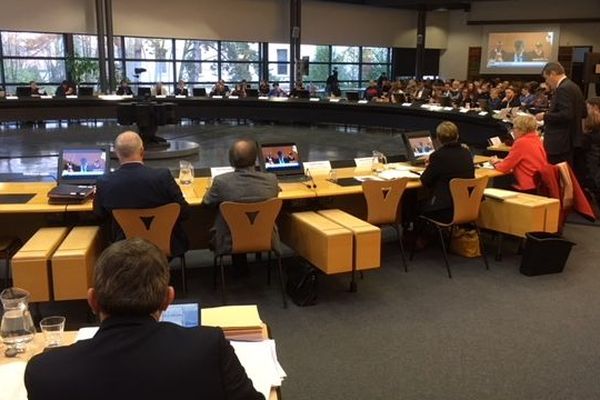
[490,114,547,193]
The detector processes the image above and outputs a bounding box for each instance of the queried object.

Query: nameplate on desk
[66,95,78,99]
[210,166,235,177]
[443,106,453,111]
[175,95,187,98]
[258,96,269,100]
[479,111,488,116]
[271,97,288,101]
[155,95,167,99]
[459,108,469,113]
[6,96,18,100]
[41,95,53,99]
[212,95,223,99]
[401,102,412,107]
[309,97,320,102]
[354,157,373,167]
[228,95,239,99]
[329,98,340,103]
[303,161,332,173]
[358,100,368,104]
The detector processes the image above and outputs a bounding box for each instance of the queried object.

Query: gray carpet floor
[2,122,600,399]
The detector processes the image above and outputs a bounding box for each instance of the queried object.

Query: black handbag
[286,263,318,307]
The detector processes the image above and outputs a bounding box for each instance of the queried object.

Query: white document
[76,326,99,341]
[0,362,27,400]
[303,161,332,174]
[210,166,235,178]
[230,339,286,400]
[377,170,421,180]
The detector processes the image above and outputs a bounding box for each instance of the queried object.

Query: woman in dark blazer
[420,121,475,223]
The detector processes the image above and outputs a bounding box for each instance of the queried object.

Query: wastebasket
[519,232,575,276]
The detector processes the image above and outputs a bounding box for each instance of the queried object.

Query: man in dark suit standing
[203,138,279,256]
[93,131,189,256]
[25,238,263,400]
[536,62,587,167]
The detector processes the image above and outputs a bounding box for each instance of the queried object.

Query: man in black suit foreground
[93,131,189,255]
[25,238,263,400]
[536,62,587,167]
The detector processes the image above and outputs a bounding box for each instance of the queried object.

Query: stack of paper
[377,170,421,180]
[202,305,264,341]
[0,361,27,400]
[484,188,519,201]
[230,339,287,400]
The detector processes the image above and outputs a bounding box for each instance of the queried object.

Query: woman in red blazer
[490,114,547,193]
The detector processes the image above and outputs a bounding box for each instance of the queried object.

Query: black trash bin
[519,232,576,276]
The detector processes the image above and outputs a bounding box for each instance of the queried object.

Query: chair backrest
[362,178,409,225]
[112,203,180,256]
[449,177,489,224]
[219,198,282,254]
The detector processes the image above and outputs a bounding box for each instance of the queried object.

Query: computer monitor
[192,88,207,97]
[259,142,304,176]
[78,87,94,96]
[57,147,109,185]
[346,91,360,101]
[137,87,151,97]
[160,301,200,328]
[245,88,258,97]
[295,89,310,99]
[16,87,32,97]
[402,131,436,164]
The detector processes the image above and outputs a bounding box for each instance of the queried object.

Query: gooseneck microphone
[304,168,317,189]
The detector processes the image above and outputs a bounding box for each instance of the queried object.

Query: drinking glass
[39,316,66,348]
[179,161,194,185]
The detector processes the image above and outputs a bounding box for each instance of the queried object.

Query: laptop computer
[402,131,436,165]
[259,142,307,182]
[160,299,200,328]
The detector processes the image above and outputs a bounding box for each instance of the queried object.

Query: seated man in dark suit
[25,238,263,400]
[420,121,475,223]
[93,131,189,256]
[55,80,75,96]
[203,138,279,256]
[116,79,133,95]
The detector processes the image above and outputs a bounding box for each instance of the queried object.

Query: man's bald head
[228,139,257,169]
[115,131,144,164]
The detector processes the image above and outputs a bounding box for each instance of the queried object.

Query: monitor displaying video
[408,136,435,158]
[480,26,560,74]
[60,148,107,178]
[261,143,301,173]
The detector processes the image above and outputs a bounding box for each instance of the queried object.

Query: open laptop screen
[59,148,108,183]
[161,301,200,328]
[260,143,302,175]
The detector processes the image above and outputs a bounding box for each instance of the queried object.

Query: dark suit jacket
[420,142,475,214]
[93,163,189,256]
[25,316,263,400]
[175,87,189,96]
[116,86,133,95]
[543,78,587,156]
[203,168,279,254]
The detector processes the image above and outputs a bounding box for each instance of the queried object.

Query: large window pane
[176,62,218,82]
[332,46,358,63]
[332,64,358,81]
[71,59,100,83]
[362,64,389,82]
[305,63,329,82]
[125,61,173,83]
[175,40,217,61]
[3,59,66,83]
[221,42,260,62]
[268,63,289,82]
[74,34,98,58]
[1,32,64,57]
[221,62,259,82]
[124,37,173,60]
[300,45,329,62]
[362,47,389,64]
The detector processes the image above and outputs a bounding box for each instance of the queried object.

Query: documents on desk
[202,304,264,341]
[483,188,519,201]
[377,169,421,180]
[0,361,27,400]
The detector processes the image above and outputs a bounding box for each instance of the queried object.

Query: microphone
[304,168,317,189]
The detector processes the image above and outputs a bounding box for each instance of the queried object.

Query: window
[176,62,218,83]
[125,61,173,83]
[1,32,64,57]
[124,37,172,60]
[175,40,218,61]
[332,46,359,63]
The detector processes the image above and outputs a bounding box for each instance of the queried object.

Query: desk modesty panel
[0,97,508,146]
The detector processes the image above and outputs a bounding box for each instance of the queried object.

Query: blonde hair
[436,121,459,144]
[512,115,538,133]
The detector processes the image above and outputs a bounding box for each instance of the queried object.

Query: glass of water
[39,316,66,348]
[179,160,194,185]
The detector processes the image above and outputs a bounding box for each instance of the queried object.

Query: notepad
[202,305,263,330]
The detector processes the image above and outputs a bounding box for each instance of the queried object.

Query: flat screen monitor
[160,301,200,328]
[260,142,303,176]
[137,87,151,97]
[346,91,360,101]
[58,147,109,184]
[480,25,560,74]
[192,88,207,97]
[78,87,93,96]
[246,88,258,97]
[16,87,32,97]
[402,131,436,163]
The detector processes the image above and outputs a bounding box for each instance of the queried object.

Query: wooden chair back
[220,198,282,254]
[362,178,409,225]
[112,203,180,256]
[449,177,488,225]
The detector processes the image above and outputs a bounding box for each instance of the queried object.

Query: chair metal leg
[409,220,424,261]
[212,256,218,290]
[495,232,503,262]
[475,225,490,270]
[219,256,227,304]
[276,254,288,308]
[395,224,408,272]
[436,226,452,279]
[180,255,188,295]
[267,251,272,286]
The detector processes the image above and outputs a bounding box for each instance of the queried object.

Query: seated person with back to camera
[25,238,264,400]
[419,121,475,224]
[93,131,189,256]
[490,114,548,193]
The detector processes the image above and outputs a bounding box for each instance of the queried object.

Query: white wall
[439,0,600,80]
